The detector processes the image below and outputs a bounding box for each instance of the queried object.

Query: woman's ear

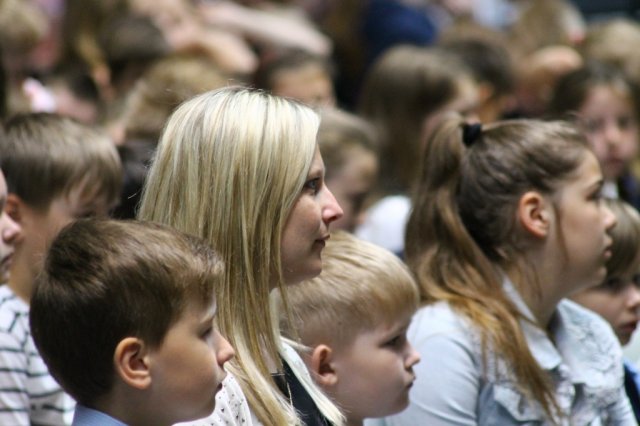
[113,337,152,390]
[309,344,338,387]
[518,191,551,239]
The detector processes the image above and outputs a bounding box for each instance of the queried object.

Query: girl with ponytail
[376,116,634,424]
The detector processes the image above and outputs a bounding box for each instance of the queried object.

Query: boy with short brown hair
[0,113,122,424]
[30,219,234,426]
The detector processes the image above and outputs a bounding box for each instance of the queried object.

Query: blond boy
[279,231,421,426]
[0,113,122,425]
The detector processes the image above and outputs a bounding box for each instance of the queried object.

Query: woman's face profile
[280,147,343,285]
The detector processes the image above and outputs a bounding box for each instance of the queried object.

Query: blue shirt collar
[72,405,128,426]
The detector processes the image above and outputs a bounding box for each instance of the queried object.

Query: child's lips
[621,321,638,335]
[407,374,416,388]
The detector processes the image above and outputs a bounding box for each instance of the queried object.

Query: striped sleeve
[0,286,74,425]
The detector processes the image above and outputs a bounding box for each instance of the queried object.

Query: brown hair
[0,113,122,211]
[30,219,223,406]
[317,108,377,181]
[122,53,229,142]
[602,198,640,280]
[405,116,588,419]
[547,60,640,123]
[359,45,472,194]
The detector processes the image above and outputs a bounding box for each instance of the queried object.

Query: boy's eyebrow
[383,320,411,336]
[200,304,217,325]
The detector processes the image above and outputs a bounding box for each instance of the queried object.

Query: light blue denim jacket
[367,279,636,425]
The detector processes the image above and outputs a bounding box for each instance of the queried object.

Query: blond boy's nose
[405,344,421,368]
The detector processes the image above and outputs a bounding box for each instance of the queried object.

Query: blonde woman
[138,87,344,425]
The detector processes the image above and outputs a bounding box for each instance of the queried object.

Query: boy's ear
[309,344,338,387]
[5,194,23,223]
[114,337,152,390]
[518,191,551,238]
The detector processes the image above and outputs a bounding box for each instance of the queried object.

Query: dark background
[572,0,640,21]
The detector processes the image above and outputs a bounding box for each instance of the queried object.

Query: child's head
[122,53,230,143]
[318,108,378,231]
[548,61,640,182]
[437,34,515,123]
[581,18,640,87]
[359,45,478,193]
[254,49,336,108]
[0,167,22,282]
[0,113,122,284]
[280,231,420,424]
[406,117,615,292]
[571,198,640,346]
[405,116,616,418]
[408,117,615,292]
[30,219,233,425]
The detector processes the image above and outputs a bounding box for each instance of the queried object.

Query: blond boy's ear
[309,344,338,387]
[114,337,152,390]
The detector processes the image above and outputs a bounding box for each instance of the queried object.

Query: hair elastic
[462,122,482,147]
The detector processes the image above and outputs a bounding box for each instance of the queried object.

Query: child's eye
[603,276,626,292]
[618,115,636,130]
[581,118,603,134]
[384,334,405,348]
[632,274,640,288]
[590,189,603,203]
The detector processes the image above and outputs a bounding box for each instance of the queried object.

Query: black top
[624,363,640,424]
[272,358,331,426]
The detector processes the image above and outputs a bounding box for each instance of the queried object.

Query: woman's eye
[304,178,321,194]
[201,326,213,340]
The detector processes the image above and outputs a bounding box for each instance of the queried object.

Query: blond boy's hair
[280,231,419,349]
[0,113,122,210]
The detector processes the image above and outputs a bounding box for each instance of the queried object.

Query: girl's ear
[309,344,338,387]
[114,337,152,390]
[518,191,551,238]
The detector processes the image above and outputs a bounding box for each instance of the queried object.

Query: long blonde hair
[138,87,343,425]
